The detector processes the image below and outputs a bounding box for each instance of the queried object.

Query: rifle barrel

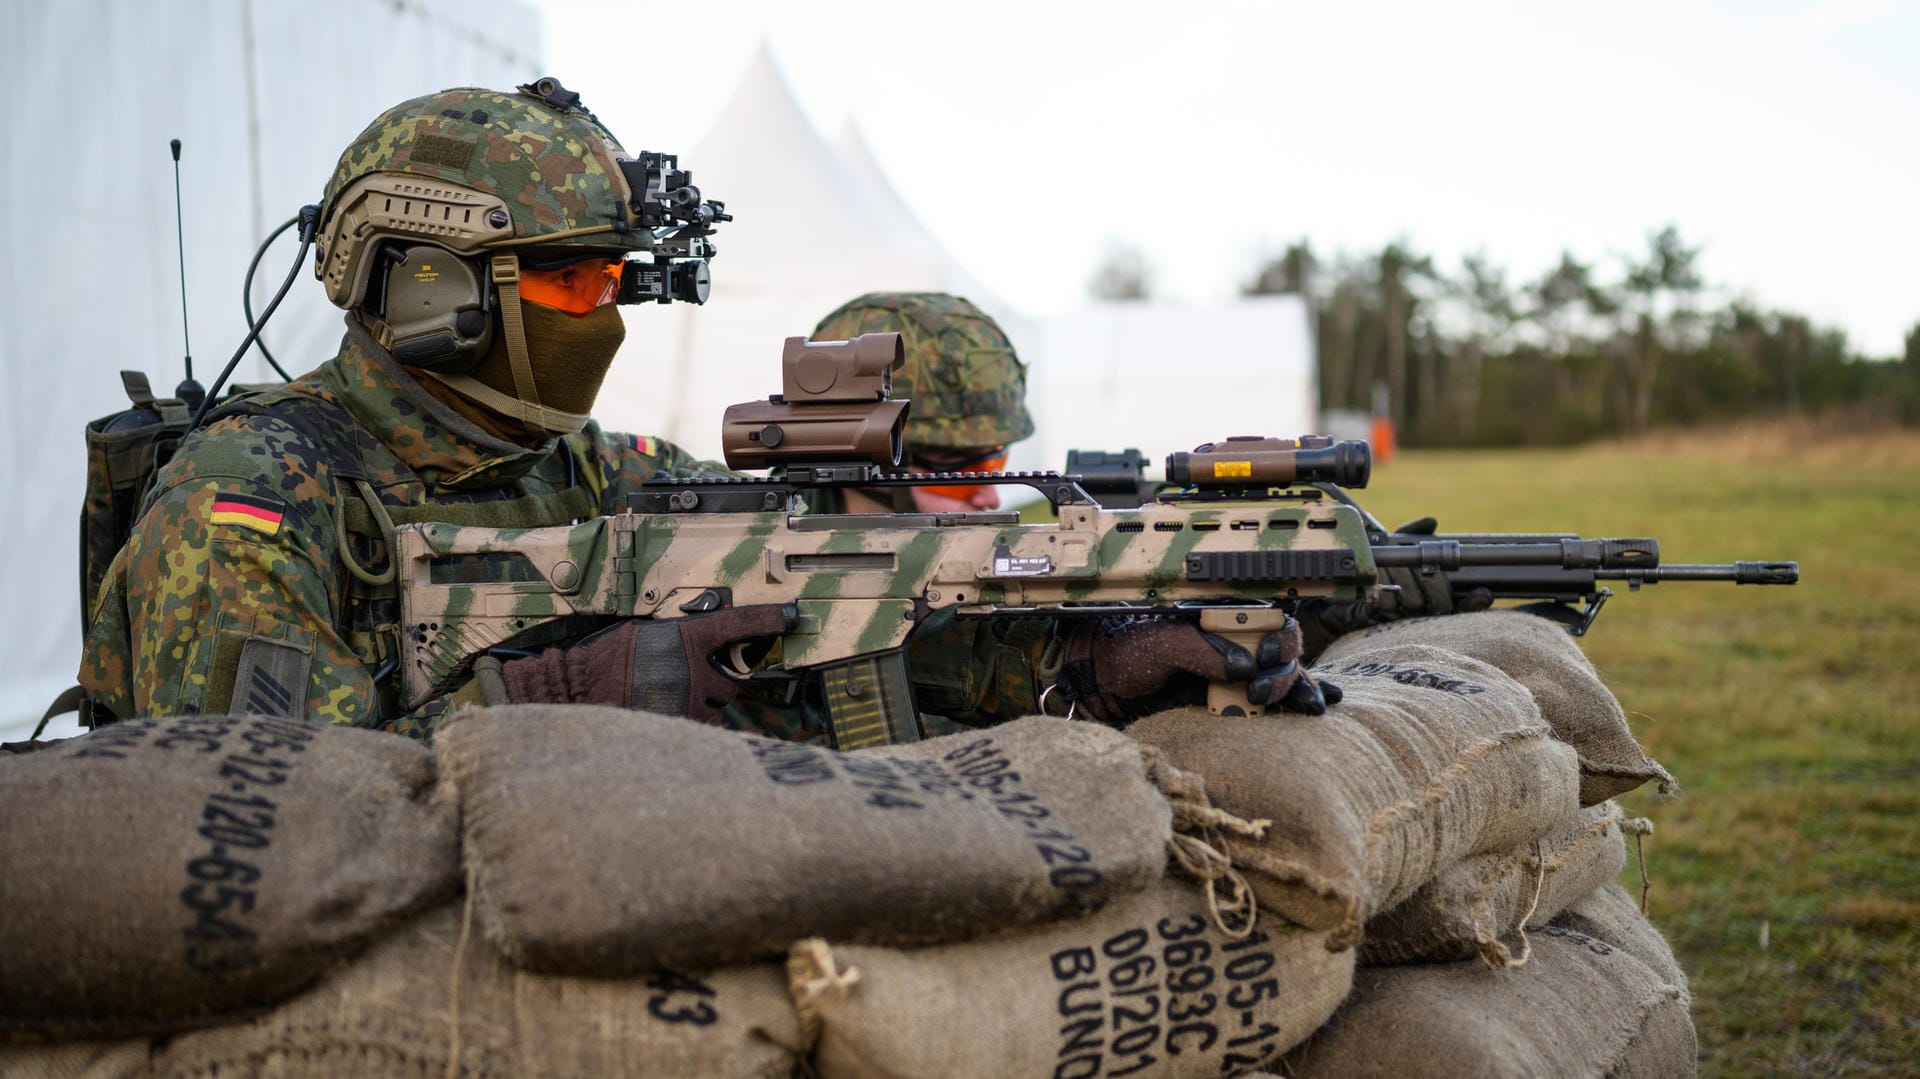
[1603,561,1800,585]
[1372,538,1660,572]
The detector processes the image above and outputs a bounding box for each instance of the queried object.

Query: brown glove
[1055,614,1340,727]
[500,605,795,722]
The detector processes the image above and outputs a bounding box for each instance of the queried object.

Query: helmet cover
[316,82,647,311]
[811,292,1033,451]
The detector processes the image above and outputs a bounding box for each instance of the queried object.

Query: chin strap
[414,253,590,435]
[491,254,538,406]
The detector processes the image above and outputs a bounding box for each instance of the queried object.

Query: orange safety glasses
[907,448,1009,500]
[518,258,624,315]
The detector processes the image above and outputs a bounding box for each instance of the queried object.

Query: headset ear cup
[377,244,493,372]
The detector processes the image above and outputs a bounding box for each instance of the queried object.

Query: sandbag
[1314,609,1676,803]
[438,707,1185,975]
[150,902,804,1079]
[1545,880,1690,1002]
[790,879,1355,1079]
[0,715,458,1038]
[1129,644,1581,944]
[1279,930,1696,1078]
[0,1039,154,1078]
[1361,801,1638,968]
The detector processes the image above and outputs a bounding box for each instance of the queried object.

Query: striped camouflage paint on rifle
[393,497,1378,709]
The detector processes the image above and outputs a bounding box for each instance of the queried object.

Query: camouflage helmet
[316,77,650,311]
[811,293,1034,452]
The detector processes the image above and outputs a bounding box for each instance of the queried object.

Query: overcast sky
[545,0,1919,357]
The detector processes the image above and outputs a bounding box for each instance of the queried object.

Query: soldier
[80,81,1328,739]
[809,292,1032,515]
[78,78,788,735]
[715,292,1340,741]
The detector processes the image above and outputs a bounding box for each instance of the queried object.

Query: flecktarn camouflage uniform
[79,328,705,737]
[81,80,692,737]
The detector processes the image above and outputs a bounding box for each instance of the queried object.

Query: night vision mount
[614,150,731,305]
[514,75,730,306]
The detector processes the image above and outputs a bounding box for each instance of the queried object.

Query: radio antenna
[169,139,205,410]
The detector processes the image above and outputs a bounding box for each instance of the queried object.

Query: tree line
[1092,228,1920,447]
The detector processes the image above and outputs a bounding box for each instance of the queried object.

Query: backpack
[77,372,201,632]
[38,373,276,733]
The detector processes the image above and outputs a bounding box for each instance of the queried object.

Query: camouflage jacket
[79,323,709,737]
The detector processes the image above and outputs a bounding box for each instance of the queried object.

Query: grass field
[1348,417,1920,1077]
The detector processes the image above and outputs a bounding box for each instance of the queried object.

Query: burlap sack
[438,708,1186,975]
[151,901,804,1079]
[1279,930,1696,1078]
[1129,644,1581,945]
[0,715,458,1038]
[1545,880,1690,1002]
[791,879,1355,1079]
[1360,801,1639,968]
[1314,609,1676,803]
[0,1039,153,1078]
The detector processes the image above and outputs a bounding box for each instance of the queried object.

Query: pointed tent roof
[831,118,1018,325]
[595,43,1026,455]
[683,43,951,294]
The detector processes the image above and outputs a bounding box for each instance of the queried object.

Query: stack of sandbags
[433,707,1210,974]
[149,902,807,1079]
[0,715,459,1039]
[1360,800,1640,968]
[1313,609,1677,803]
[787,878,1356,1079]
[1279,884,1694,1078]
[1236,612,1694,1077]
[1126,644,1584,946]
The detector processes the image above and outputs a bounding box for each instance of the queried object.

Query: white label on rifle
[992,551,1054,577]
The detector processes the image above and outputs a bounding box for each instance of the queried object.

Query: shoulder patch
[633,434,657,457]
[210,492,287,537]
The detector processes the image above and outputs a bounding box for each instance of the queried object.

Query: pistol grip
[1198,608,1291,718]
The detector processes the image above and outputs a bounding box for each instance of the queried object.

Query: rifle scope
[1165,436,1371,490]
[721,333,910,471]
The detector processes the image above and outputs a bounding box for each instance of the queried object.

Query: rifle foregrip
[1197,608,1291,718]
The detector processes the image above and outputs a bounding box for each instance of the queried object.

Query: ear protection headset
[365,242,493,371]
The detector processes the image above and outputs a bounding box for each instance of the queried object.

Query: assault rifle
[393,332,1798,749]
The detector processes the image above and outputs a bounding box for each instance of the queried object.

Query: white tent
[591,45,1022,462]
[1024,297,1319,478]
[0,0,545,738]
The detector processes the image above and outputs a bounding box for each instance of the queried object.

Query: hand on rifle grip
[1056,614,1340,726]
[500,604,797,722]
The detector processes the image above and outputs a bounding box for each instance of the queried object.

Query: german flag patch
[210,492,286,537]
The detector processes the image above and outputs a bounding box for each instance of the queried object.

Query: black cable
[190,205,322,431]
[242,215,301,381]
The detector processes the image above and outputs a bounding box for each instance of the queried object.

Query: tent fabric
[1023,297,1318,477]
[590,44,1022,461]
[0,0,544,738]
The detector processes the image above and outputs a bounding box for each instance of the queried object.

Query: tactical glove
[1053,614,1341,727]
[1296,515,1495,660]
[500,604,796,722]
